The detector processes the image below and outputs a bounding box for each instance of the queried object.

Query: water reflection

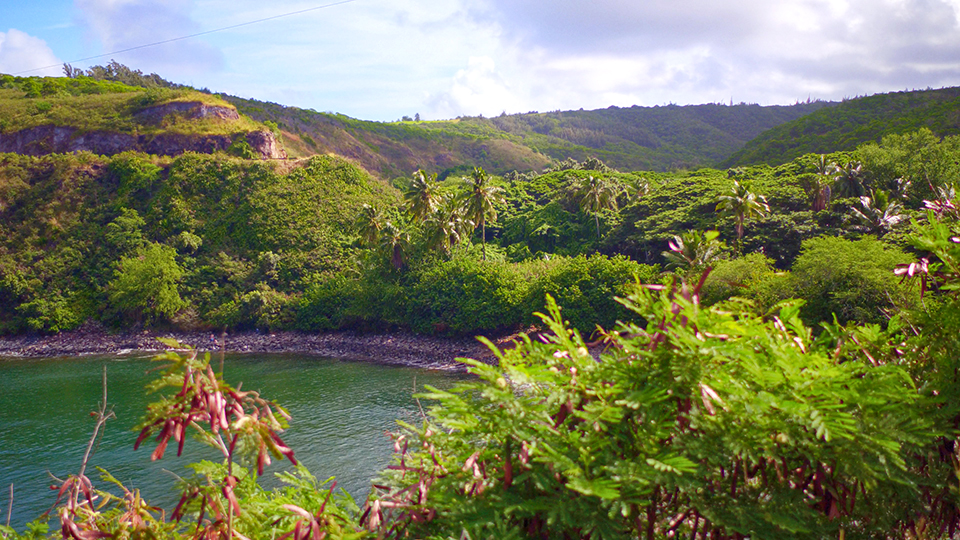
[0,353,464,529]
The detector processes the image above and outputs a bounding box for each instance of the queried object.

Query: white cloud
[74,0,224,75]
[453,0,960,113]
[182,0,505,120]
[32,0,960,120]
[0,29,62,76]
[426,56,526,118]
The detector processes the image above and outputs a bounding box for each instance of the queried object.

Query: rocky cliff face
[134,101,241,124]
[0,101,286,159]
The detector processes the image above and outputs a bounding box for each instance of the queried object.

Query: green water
[0,353,464,529]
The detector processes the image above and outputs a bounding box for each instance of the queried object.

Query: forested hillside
[0,69,283,158]
[723,86,960,166]
[3,67,960,339]
[7,65,960,540]
[228,97,830,176]
[0,127,954,336]
[0,152,396,333]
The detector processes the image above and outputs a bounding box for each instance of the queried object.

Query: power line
[13,0,358,76]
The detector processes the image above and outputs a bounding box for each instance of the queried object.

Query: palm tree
[624,176,651,203]
[577,175,620,241]
[378,222,409,270]
[460,167,504,261]
[807,175,833,212]
[850,190,905,235]
[403,169,441,222]
[662,230,723,277]
[807,155,836,212]
[812,154,836,177]
[716,179,770,248]
[355,204,384,247]
[424,195,474,254]
[833,161,867,198]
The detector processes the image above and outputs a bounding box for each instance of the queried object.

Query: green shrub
[406,256,529,334]
[524,254,658,335]
[297,275,354,330]
[263,120,281,137]
[368,289,935,538]
[228,137,258,159]
[108,152,162,197]
[701,252,780,306]
[342,277,406,330]
[108,242,186,325]
[789,235,917,325]
[16,291,83,333]
[296,253,658,336]
[104,208,147,256]
[234,284,296,330]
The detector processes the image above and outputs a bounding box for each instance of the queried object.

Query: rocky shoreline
[0,323,502,372]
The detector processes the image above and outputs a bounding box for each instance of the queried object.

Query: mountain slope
[227,97,832,177]
[0,151,396,333]
[722,87,960,167]
[0,75,284,158]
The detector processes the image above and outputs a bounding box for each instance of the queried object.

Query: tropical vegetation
[5,65,960,538]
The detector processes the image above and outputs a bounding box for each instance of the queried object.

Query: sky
[2,0,960,121]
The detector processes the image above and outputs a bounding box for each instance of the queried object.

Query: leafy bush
[108,152,163,197]
[108,242,186,325]
[406,256,529,334]
[296,275,355,331]
[524,254,658,335]
[296,253,656,336]
[104,208,147,256]
[789,235,917,325]
[228,137,258,159]
[16,291,83,333]
[701,252,781,306]
[367,288,935,539]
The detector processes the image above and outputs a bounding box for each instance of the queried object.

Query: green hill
[227,97,831,177]
[722,86,960,167]
[0,151,396,333]
[1,66,835,176]
[0,74,283,158]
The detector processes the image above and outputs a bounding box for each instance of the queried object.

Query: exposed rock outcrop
[0,100,286,159]
[0,126,286,159]
[134,101,241,124]
[245,130,286,159]
[0,125,136,156]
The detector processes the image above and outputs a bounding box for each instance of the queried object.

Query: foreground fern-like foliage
[367,276,951,539]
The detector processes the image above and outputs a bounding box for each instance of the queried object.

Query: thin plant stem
[5,483,12,528]
[413,376,426,421]
[226,438,235,540]
[219,328,226,375]
[75,366,115,506]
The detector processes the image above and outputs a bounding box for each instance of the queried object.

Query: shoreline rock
[0,325,501,372]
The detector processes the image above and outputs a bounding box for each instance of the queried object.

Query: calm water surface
[0,353,464,529]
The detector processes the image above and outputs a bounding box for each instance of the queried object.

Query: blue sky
[3,0,960,121]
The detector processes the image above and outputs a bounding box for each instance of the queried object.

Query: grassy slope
[226,97,831,177]
[722,87,960,167]
[226,97,552,179]
[0,151,398,333]
[0,77,262,136]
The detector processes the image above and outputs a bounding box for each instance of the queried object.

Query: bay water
[0,352,464,529]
